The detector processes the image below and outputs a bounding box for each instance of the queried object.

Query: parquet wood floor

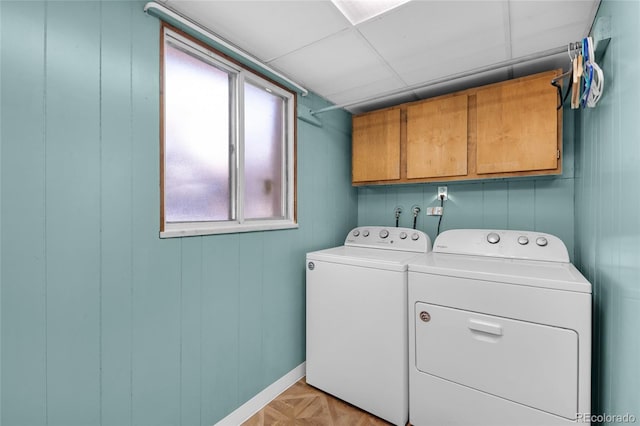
[242,377,394,426]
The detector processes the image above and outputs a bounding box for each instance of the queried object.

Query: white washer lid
[307,246,422,272]
[408,252,592,293]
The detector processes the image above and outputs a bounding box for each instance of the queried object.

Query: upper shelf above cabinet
[351,69,563,186]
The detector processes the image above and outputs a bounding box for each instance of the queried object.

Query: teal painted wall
[574,0,640,422]
[358,109,578,259]
[0,2,356,425]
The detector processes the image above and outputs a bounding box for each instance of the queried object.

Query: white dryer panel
[414,302,578,419]
[432,229,569,262]
[411,374,580,426]
[409,253,591,293]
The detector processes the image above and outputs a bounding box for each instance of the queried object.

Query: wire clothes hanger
[551,39,604,110]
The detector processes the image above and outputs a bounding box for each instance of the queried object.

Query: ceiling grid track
[502,1,514,80]
[353,27,418,102]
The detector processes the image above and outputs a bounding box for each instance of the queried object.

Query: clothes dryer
[408,229,591,426]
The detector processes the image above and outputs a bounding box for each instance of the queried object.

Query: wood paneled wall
[0,2,357,425]
[358,177,575,259]
[574,0,640,421]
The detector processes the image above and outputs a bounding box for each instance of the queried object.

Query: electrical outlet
[438,186,448,200]
[426,207,443,216]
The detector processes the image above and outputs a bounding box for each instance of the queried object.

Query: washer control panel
[433,229,569,262]
[345,226,432,253]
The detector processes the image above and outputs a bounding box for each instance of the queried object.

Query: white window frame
[160,28,297,238]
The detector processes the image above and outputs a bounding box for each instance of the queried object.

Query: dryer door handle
[468,319,503,336]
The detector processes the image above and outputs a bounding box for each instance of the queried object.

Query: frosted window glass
[244,82,285,220]
[164,44,232,222]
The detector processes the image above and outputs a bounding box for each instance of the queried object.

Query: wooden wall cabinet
[351,69,562,186]
[352,108,401,183]
[476,73,559,175]
[406,94,468,179]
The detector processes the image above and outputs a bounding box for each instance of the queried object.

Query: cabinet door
[476,75,558,174]
[352,108,400,183]
[406,95,468,179]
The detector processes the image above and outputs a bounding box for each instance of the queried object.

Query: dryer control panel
[433,229,569,262]
[345,226,432,253]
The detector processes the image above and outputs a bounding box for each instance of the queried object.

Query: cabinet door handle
[468,319,503,336]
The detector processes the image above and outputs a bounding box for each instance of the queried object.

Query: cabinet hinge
[557,150,561,159]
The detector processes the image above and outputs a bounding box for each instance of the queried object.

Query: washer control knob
[352,229,360,237]
[411,233,420,241]
[379,229,389,239]
[399,231,408,240]
[536,236,548,247]
[362,230,370,237]
[487,232,500,244]
[517,236,529,245]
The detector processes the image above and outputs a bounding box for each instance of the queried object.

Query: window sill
[160,220,298,238]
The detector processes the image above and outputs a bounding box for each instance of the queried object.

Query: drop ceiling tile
[510,0,598,57]
[165,0,350,62]
[396,42,509,87]
[358,1,508,65]
[269,29,397,98]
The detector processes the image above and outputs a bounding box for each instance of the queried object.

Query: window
[160,27,296,237]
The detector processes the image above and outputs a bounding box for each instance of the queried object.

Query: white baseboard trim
[213,362,306,426]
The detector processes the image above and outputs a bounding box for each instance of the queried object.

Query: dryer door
[414,302,578,419]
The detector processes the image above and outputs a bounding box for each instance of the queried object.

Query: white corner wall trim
[213,362,306,426]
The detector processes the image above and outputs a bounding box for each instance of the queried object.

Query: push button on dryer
[536,237,548,247]
[487,232,500,244]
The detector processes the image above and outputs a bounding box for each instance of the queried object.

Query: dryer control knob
[399,231,408,240]
[536,237,548,247]
[518,236,529,245]
[362,230,370,237]
[411,233,420,241]
[487,232,500,244]
[379,229,389,239]
[352,230,360,237]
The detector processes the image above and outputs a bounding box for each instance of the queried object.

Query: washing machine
[408,229,591,426]
[306,226,432,426]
